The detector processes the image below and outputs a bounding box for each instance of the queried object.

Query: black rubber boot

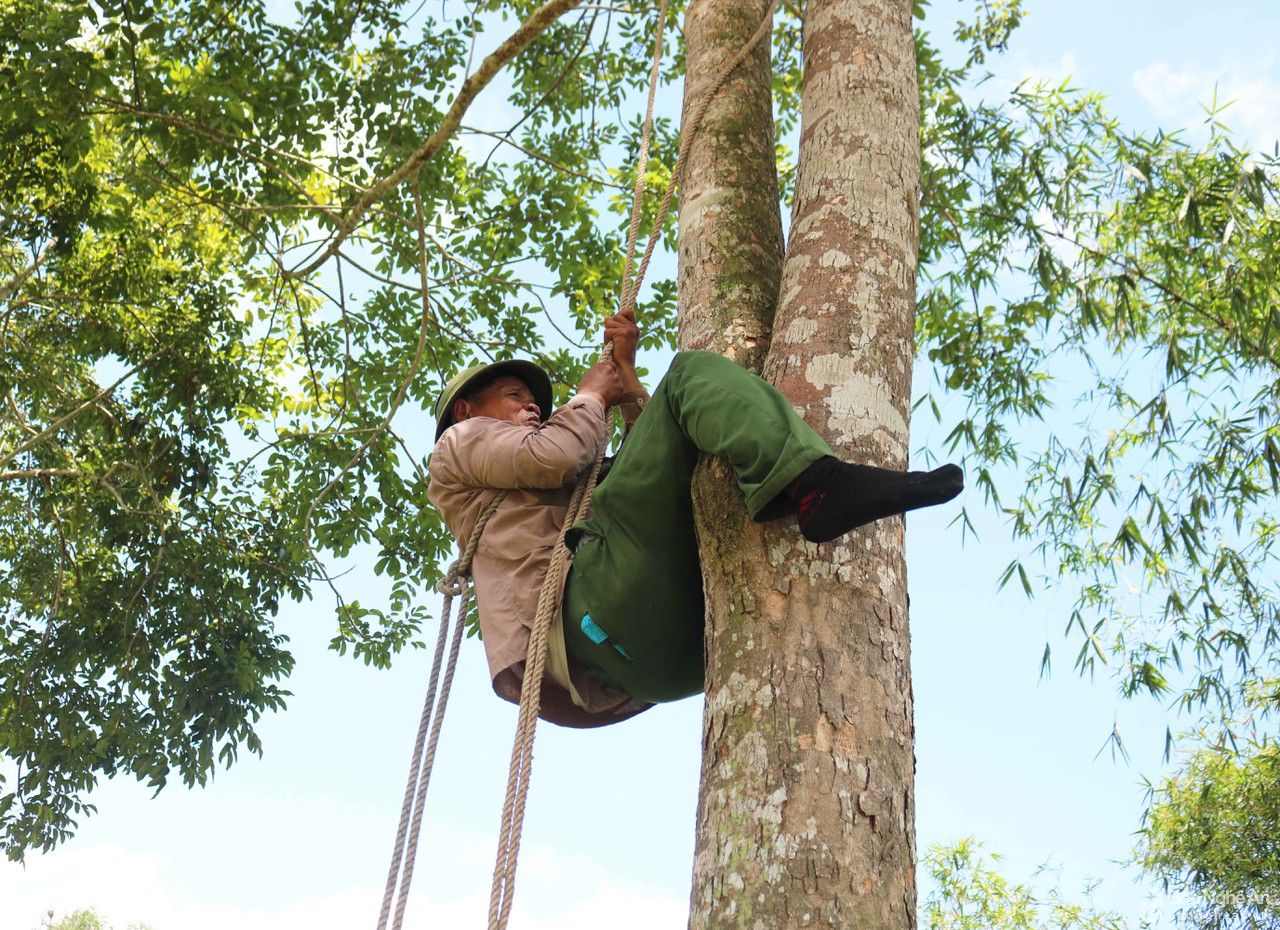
[790,457,964,542]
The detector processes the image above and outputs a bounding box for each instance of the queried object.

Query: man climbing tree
[6,0,1278,926]
[426,311,961,727]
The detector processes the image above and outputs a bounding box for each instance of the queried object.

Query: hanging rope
[617,0,671,312]
[618,0,782,319]
[377,492,507,930]
[376,0,782,924]
[486,399,608,927]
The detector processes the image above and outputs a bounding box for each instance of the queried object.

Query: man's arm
[432,361,630,490]
[433,396,607,489]
[603,307,649,431]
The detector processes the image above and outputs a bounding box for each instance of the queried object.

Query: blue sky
[5,1,1280,927]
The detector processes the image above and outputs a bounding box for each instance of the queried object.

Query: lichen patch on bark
[804,353,908,448]
[784,316,819,343]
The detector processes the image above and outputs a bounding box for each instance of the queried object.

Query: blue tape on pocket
[580,614,609,644]
[580,614,633,661]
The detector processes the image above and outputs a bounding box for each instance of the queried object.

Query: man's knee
[668,349,735,383]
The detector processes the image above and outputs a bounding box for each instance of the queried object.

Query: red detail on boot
[796,488,828,527]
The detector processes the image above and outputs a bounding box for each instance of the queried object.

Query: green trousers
[562,350,832,703]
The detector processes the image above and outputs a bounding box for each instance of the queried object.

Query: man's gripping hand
[576,360,626,408]
[603,307,647,403]
[603,307,640,370]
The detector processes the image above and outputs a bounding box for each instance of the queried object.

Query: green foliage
[915,0,1279,746]
[46,910,107,930]
[1140,701,1280,929]
[915,6,1280,917]
[0,0,679,857]
[41,908,152,930]
[923,838,1134,930]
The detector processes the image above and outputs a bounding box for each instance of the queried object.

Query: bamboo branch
[1043,228,1280,369]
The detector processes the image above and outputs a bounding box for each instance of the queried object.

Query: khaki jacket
[427,394,652,727]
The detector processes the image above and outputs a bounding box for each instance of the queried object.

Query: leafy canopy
[1140,685,1280,930]
[1,0,675,858]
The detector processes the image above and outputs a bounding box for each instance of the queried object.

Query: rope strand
[618,0,671,314]
[393,578,470,929]
[375,582,453,930]
[377,491,506,930]
[488,452,600,928]
[623,0,780,317]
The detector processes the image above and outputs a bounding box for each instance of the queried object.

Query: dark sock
[789,456,964,543]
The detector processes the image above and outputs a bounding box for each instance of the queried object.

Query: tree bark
[676,0,784,365]
[683,0,921,926]
[671,0,787,919]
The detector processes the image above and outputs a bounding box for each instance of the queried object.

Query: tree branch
[93,96,357,202]
[0,239,56,305]
[0,354,157,470]
[0,467,94,480]
[0,467,128,506]
[286,0,586,279]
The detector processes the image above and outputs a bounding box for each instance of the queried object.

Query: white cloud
[1019,51,1081,89]
[1132,58,1280,150]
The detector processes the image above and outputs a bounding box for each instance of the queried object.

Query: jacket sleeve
[434,395,607,490]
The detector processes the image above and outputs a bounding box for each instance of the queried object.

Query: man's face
[453,375,542,428]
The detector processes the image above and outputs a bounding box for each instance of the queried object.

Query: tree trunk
[675,0,784,365]
[682,0,921,925]
[672,0,787,915]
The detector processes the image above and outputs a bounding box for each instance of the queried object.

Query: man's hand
[603,307,640,371]
[603,307,647,404]
[577,360,626,408]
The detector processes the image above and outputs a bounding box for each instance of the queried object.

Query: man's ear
[452,398,472,423]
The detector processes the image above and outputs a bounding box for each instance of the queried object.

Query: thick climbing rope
[377,492,506,930]
[377,0,782,926]
[486,398,608,927]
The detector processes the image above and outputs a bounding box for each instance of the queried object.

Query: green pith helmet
[433,359,554,441]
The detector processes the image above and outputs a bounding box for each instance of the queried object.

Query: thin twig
[92,95,360,199]
[478,9,599,177]
[96,97,325,209]
[413,186,444,377]
[460,125,625,189]
[0,239,56,305]
[301,233,435,533]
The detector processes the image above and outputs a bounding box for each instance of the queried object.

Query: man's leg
[562,351,833,703]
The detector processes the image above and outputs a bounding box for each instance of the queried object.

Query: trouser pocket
[563,526,705,704]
